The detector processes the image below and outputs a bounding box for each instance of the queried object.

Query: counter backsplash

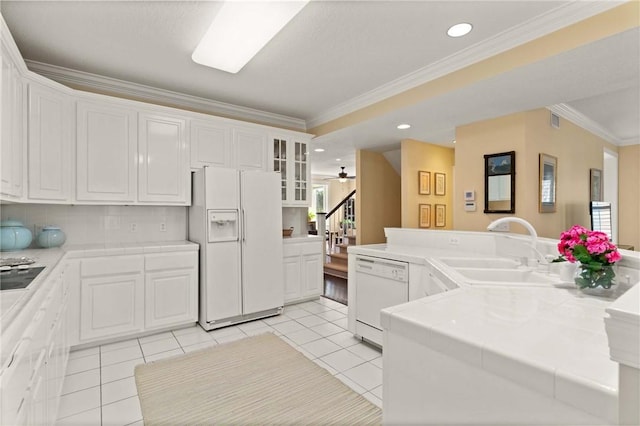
[0,204,187,247]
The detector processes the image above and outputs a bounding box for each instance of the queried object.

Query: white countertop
[1,240,198,366]
[282,234,323,243]
[347,243,466,264]
[348,242,637,422]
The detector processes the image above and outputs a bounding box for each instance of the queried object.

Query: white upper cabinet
[1,42,24,199]
[270,133,311,206]
[233,126,268,171]
[138,112,189,204]
[27,83,73,202]
[76,100,137,202]
[190,118,269,171]
[190,118,232,169]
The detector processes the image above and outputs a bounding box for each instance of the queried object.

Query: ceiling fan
[337,166,355,182]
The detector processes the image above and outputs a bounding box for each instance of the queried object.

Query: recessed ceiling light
[447,23,472,38]
[397,123,411,130]
[452,140,456,144]
[314,148,325,152]
[336,158,341,161]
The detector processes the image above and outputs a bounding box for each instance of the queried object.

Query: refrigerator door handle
[241,209,246,243]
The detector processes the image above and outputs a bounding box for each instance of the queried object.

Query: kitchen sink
[438,257,520,269]
[452,267,562,286]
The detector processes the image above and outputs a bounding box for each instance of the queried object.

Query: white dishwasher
[355,255,409,346]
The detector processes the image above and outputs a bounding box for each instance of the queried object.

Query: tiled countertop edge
[382,292,618,424]
[605,284,640,369]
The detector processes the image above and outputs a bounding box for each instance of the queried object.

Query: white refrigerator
[189,167,284,330]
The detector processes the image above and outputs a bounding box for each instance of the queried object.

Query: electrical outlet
[129,223,137,232]
[449,236,460,245]
[160,223,167,232]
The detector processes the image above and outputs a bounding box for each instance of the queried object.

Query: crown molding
[548,104,623,146]
[25,60,307,131]
[306,1,625,129]
[618,137,640,147]
[1,15,28,74]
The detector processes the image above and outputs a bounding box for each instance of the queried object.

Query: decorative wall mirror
[539,153,557,213]
[484,151,515,214]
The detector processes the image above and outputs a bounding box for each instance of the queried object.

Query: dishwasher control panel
[355,256,408,282]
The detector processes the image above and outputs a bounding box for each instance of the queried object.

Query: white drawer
[284,241,322,257]
[300,241,321,255]
[145,252,197,271]
[283,244,300,257]
[81,255,144,277]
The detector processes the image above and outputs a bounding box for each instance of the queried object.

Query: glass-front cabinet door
[273,137,287,200]
[294,140,307,203]
[270,133,311,206]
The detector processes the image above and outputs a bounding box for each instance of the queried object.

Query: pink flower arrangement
[556,224,621,289]
[557,225,621,264]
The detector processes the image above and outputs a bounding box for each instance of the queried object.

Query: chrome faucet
[487,217,548,267]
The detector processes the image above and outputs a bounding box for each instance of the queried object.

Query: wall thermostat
[464,190,475,201]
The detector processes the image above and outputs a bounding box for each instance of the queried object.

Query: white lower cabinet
[0,263,70,426]
[145,253,198,329]
[79,255,145,342]
[80,272,145,342]
[283,240,323,304]
[73,250,198,346]
[301,252,323,298]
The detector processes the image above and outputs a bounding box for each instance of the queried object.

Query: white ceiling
[2,1,638,178]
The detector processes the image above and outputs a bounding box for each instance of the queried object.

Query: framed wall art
[538,153,557,213]
[419,204,431,228]
[435,173,446,196]
[590,168,602,201]
[418,171,431,195]
[484,151,515,214]
[435,204,446,227]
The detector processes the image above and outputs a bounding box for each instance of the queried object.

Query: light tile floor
[56,298,382,425]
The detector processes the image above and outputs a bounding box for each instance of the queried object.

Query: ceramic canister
[37,226,66,248]
[0,220,33,251]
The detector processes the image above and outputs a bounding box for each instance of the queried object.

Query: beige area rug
[134,333,382,425]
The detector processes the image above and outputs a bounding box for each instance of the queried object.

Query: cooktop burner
[0,256,36,267]
[0,266,44,290]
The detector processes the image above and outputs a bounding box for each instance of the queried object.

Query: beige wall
[454,108,619,240]
[356,149,401,245]
[327,179,356,213]
[454,112,526,232]
[619,144,640,249]
[400,139,455,229]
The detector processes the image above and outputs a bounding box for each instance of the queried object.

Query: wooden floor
[322,274,348,305]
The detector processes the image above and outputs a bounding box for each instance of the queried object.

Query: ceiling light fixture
[397,123,411,130]
[192,0,309,74]
[338,166,348,183]
[314,148,325,152]
[447,23,472,38]
[336,158,341,162]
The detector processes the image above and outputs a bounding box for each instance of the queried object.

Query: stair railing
[317,189,356,260]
